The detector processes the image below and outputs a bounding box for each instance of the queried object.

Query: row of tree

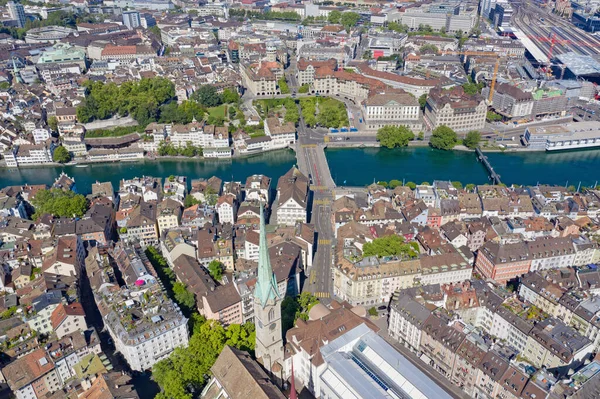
[77,78,175,125]
[144,246,256,399]
[327,11,360,29]
[157,141,203,158]
[376,125,481,150]
[376,179,477,192]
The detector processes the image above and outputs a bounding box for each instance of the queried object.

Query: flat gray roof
[320,324,453,399]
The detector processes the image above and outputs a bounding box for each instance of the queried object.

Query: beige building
[424,86,486,132]
[50,302,87,339]
[156,198,182,235]
[240,61,282,96]
[296,58,337,86]
[362,90,423,132]
[313,68,387,102]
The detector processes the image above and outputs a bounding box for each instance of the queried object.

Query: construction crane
[441,50,509,104]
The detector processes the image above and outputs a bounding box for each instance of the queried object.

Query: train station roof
[556,52,600,76]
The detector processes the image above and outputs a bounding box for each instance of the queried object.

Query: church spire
[255,204,279,308]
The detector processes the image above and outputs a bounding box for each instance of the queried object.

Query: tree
[377,181,388,188]
[340,12,360,30]
[486,111,502,122]
[419,44,439,55]
[376,126,415,148]
[31,189,88,219]
[405,181,417,189]
[418,131,425,140]
[465,183,476,191]
[362,235,419,258]
[278,78,290,94]
[52,146,71,163]
[172,282,196,312]
[430,125,458,150]
[222,88,240,104]
[208,260,224,281]
[418,94,427,109]
[362,50,372,60]
[463,130,481,149]
[389,179,402,189]
[298,84,309,93]
[192,85,222,107]
[282,293,319,333]
[368,307,378,316]
[328,10,342,24]
[451,181,463,190]
[48,116,58,132]
[152,318,256,399]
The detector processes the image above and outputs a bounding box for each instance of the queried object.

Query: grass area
[207,105,226,119]
[85,125,143,138]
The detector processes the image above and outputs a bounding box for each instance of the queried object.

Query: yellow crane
[441,50,511,104]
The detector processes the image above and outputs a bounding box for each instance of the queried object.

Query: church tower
[254,204,284,373]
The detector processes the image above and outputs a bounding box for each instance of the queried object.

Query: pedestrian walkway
[314,292,330,298]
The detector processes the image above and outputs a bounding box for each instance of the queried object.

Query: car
[377,305,387,310]
[291,93,296,97]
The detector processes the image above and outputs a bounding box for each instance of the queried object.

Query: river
[325,147,600,187]
[2,147,600,192]
[0,150,297,194]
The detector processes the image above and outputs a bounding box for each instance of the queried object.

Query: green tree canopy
[52,146,71,163]
[419,44,439,54]
[191,85,222,107]
[376,126,415,148]
[298,84,309,94]
[173,282,196,311]
[362,235,419,259]
[32,189,88,219]
[152,319,256,399]
[77,77,175,125]
[48,116,58,132]
[281,292,319,333]
[328,10,342,24]
[418,94,427,109]
[405,181,417,189]
[451,181,463,189]
[278,78,290,94]
[463,130,481,149]
[389,179,402,189]
[486,111,502,122]
[430,125,458,150]
[222,88,240,104]
[340,12,360,29]
[208,260,224,281]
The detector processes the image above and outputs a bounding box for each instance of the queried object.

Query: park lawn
[85,125,142,138]
[207,105,227,119]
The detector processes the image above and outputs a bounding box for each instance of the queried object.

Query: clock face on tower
[270,323,277,331]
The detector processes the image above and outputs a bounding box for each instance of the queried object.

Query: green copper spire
[255,204,279,308]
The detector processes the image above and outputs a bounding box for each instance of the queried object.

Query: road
[293,99,337,300]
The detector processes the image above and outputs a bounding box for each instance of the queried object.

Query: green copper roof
[255,204,280,308]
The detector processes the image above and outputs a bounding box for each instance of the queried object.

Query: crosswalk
[301,144,317,148]
[314,292,330,298]
[318,239,331,245]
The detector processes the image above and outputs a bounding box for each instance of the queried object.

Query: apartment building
[4,144,53,167]
[424,86,487,132]
[313,67,386,102]
[362,90,423,132]
[100,247,189,371]
[264,117,296,149]
[527,236,576,272]
[484,82,534,119]
[239,61,281,96]
[296,58,337,86]
[123,201,159,247]
[156,198,182,235]
[475,241,531,284]
[275,167,309,226]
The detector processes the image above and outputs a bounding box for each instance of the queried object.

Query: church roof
[255,204,280,308]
